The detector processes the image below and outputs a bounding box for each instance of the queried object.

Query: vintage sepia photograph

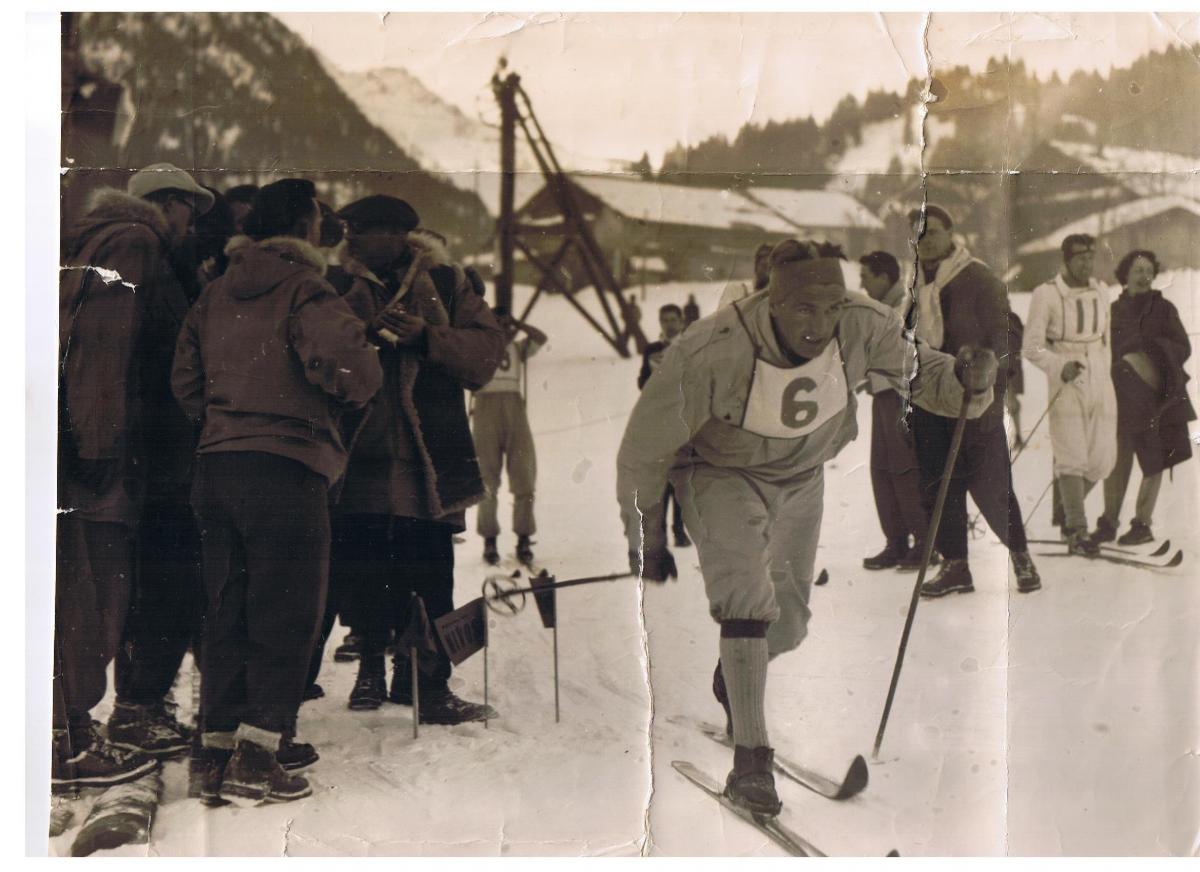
[36,8,1200,857]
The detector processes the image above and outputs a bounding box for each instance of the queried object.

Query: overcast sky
[276,11,1199,166]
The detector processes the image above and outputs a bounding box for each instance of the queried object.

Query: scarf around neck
[914,245,977,349]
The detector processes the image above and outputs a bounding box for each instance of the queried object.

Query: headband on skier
[768,257,846,302]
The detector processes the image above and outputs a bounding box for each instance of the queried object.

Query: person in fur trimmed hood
[56,163,213,792]
[323,195,507,723]
[173,178,383,804]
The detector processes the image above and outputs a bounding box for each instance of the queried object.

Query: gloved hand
[1060,360,1085,383]
[73,458,119,493]
[629,548,677,583]
[369,306,407,345]
[954,345,998,395]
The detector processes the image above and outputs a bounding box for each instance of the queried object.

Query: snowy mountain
[66,12,492,246]
[327,62,624,215]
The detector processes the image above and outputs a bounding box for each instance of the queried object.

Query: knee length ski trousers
[671,463,822,658]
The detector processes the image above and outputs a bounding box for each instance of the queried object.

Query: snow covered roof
[523,174,879,235]
[1017,195,1200,255]
[744,187,883,230]
[564,174,799,234]
[1047,140,1199,197]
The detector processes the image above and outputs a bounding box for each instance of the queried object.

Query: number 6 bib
[740,340,848,439]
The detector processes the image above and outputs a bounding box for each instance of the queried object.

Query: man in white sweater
[1022,234,1117,555]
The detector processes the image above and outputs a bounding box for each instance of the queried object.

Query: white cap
[127,163,215,215]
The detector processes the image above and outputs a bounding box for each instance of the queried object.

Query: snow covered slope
[49,272,1199,856]
[325,63,622,216]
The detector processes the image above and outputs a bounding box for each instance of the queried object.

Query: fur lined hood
[71,188,171,247]
[334,229,465,288]
[221,234,328,300]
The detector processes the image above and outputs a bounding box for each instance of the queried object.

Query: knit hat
[127,163,215,215]
[338,195,420,232]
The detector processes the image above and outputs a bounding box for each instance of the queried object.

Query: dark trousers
[913,406,1029,562]
[332,514,455,693]
[305,573,345,689]
[53,516,133,739]
[113,496,204,706]
[869,390,929,548]
[192,452,330,736]
[662,483,685,536]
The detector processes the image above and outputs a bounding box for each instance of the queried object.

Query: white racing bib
[740,340,848,439]
[477,341,522,394]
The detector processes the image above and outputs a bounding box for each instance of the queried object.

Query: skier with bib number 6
[615,240,997,817]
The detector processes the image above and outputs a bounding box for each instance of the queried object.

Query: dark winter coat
[637,340,669,390]
[59,189,195,525]
[1109,288,1195,476]
[171,235,383,486]
[329,232,506,530]
[922,257,1013,431]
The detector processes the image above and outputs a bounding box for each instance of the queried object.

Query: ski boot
[277,729,318,772]
[107,701,192,759]
[1090,516,1118,545]
[516,535,535,566]
[221,740,312,803]
[483,537,500,566]
[302,683,324,702]
[1012,551,1042,593]
[333,632,361,662]
[51,723,159,793]
[724,745,783,817]
[1066,528,1099,557]
[389,673,498,724]
[712,661,733,737]
[919,559,974,598]
[1118,520,1154,547]
[897,541,941,572]
[196,746,233,807]
[348,657,387,711]
[863,541,906,571]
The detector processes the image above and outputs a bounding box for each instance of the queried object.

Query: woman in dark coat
[1093,250,1196,546]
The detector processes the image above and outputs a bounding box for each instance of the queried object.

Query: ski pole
[1008,384,1064,467]
[873,388,973,758]
[488,570,633,602]
[969,384,1064,534]
[1023,476,1057,526]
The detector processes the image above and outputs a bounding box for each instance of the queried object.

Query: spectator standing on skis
[473,309,547,566]
[857,250,936,571]
[1092,250,1195,546]
[1023,234,1117,556]
[327,194,506,722]
[637,303,691,548]
[617,240,997,817]
[173,178,383,804]
[56,163,214,791]
[907,206,1041,598]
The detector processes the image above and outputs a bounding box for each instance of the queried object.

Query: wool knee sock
[719,629,769,749]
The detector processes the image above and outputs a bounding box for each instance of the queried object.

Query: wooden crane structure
[491,68,647,358]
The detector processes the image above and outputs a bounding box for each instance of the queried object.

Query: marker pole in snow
[873,389,973,758]
[483,613,490,731]
[411,649,419,740]
[553,623,560,723]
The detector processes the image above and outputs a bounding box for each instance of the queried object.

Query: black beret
[338,195,420,232]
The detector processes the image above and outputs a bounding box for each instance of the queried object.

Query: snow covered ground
[48,271,1200,857]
